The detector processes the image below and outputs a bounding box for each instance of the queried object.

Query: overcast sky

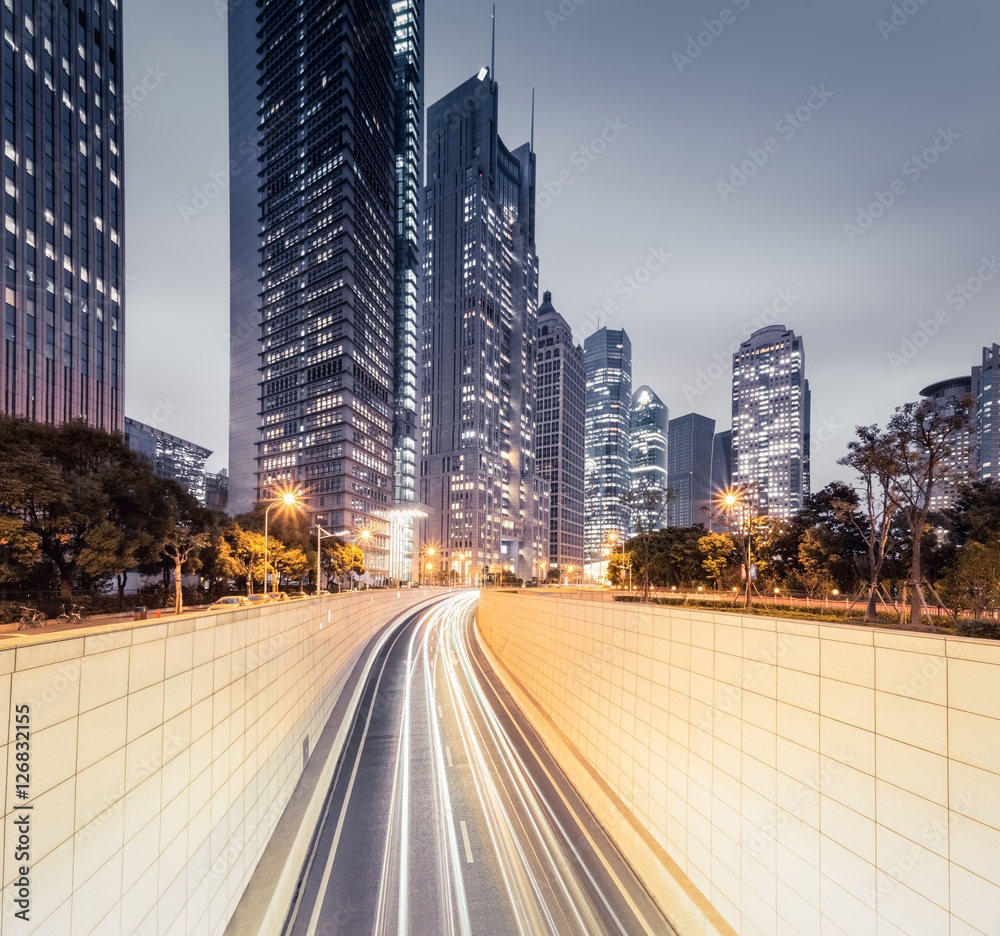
[123,0,999,488]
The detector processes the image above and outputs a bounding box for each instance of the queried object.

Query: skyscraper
[537,292,585,576]
[228,1,424,581]
[2,1,125,431]
[629,385,668,532]
[420,68,546,583]
[974,343,999,481]
[125,417,212,505]
[710,429,733,529]
[919,376,977,510]
[584,327,632,563]
[732,325,810,518]
[667,413,716,528]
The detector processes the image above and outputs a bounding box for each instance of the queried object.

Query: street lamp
[424,546,435,586]
[315,524,338,595]
[717,483,760,609]
[263,490,301,595]
[358,528,372,585]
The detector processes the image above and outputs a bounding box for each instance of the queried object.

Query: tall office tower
[2,1,125,430]
[712,429,733,493]
[229,1,424,581]
[667,413,716,528]
[584,327,632,563]
[420,68,546,583]
[389,0,425,582]
[919,376,977,510]
[629,385,668,532]
[537,292,585,576]
[974,343,999,480]
[125,417,212,505]
[710,429,733,529]
[732,325,811,519]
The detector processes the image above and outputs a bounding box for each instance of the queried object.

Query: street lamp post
[315,524,338,595]
[263,491,301,595]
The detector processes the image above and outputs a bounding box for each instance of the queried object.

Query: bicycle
[18,607,45,628]
[56,603,84,625]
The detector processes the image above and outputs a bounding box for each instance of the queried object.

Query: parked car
[271,591,289,602]
[288,593,308,600]
[207,596,247,611]
[244,594,272,607]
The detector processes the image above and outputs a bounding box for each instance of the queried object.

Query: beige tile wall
[0,591,429,936]
[479,592,1000,936]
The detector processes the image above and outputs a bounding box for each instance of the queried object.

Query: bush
[956,619,1000,641]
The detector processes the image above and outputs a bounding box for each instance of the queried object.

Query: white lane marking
[446,745,454,768]
[460,821,474,864]
[438,704,443,719]
[305,634,402,936]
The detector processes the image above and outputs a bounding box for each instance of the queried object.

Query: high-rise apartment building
[974,343,999,481]
[2,1,125,430]
[537,292,584,576]
[919,376,977,511]
[125,417,212,505]
[228,0,424,581]
[629,385,668,532]
[584,327,632,562]
[732,325,810,518]
[667,413,716,528]
[420,68,547,583]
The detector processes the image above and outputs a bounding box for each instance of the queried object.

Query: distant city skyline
[123,0,1000,494]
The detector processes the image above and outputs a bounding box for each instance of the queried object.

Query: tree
[224,525,268,595]
[322,539,364,591]
[698,532,737,590]
[712,482,765,606]
[622,486,673,599]
[797,527,840,599]
[836,425,906,623]
[888,398,974,630]
[940,541,1000,620]
[273,546,309,590]
[163,526,211,614]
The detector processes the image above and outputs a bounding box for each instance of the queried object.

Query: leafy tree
[698,532,737,589]
[321,539,364,591]
[836,425,906,622]
[889,398,975,630]
[163,526,211,614]
[945,480,1000,548]
[797,527,841,599]
[223,525,268,595]
[622,486,673,598]
[940,541,1000,620]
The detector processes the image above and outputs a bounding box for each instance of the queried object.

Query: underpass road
[282,591,677,936]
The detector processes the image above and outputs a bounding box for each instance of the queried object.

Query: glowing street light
[263,489,301,595]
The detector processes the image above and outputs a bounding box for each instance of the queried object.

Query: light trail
[283,592,675,936]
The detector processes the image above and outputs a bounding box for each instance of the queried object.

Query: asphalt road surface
[281,591,677,936]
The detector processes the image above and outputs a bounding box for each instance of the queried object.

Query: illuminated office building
[420,68,547,583]
[584,327,631,563]
[975,343,999,481]
[731,325,810,518]
[125,417,212,505]
[629,385,668,532]
[2,0,125,430]
[228,0,424,581]
[537,292,584,576]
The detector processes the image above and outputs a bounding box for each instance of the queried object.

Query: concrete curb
[473,615,738,936]
[224,594,444,936]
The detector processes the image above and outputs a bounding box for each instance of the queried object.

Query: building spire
[491,5,496,86]
[530,88,535,153]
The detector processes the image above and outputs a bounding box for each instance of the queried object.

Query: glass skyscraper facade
[125,416,212,505]
[975,343,999,481]
[732,325,810,519]
[228,0,424,582]
[2,0,125,431]
[420,68,547,583]
[584,326,631,563]
[629,385,668,533]
[667,412,716,529]
[537,291,584,576]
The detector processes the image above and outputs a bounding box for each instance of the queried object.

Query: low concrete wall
[0,590,432,936]
[478,591,1000,936]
